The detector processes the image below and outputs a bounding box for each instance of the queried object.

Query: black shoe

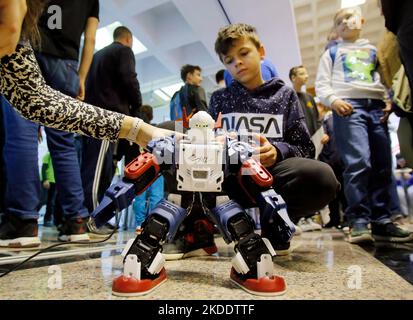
[86,218,116,238]
[43,219,54,227]
[261,231,291,256]
[0,215,41,248]
[371,222,413,243]
[347,222,374,244]
[58,217,90,242]
[162,219,218,260]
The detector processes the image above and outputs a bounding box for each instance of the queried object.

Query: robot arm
[225,137,295,244]
[237,157,295,243]
[90,136,176,228]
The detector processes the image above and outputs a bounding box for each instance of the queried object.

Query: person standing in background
[289,65,320,137]
[81,26,143,233]
[132,105,165,233]
[1,0,99,246]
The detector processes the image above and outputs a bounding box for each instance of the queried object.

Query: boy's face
[187,69,203,86]
[292,67,308,86]
[220,36,265,88]
[334,10,363,41]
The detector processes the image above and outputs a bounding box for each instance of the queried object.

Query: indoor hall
[1,0,413,304]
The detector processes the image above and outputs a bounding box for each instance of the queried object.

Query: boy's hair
[113,26,132,40]
[180,64,202,82]
[215,69,225,84]
[289,65,305,81]
[214,23,262,61]
[140,104,153,123]
[333,6,362,26]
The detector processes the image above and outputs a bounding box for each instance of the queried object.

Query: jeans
[133,176,165,227]
[333,99,393,226]
[1,53,88,221]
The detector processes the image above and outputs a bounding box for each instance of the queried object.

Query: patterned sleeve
[0,43,125,141]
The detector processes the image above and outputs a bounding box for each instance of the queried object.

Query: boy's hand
[380,102,392,123]
[321,134,330,145]
[43,180,50,190]
[252,134,277,167]
[332,99,353,117]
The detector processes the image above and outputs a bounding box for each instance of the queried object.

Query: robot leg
[112,198,186,296]
[209,197,286,296]
[258,189,296,253]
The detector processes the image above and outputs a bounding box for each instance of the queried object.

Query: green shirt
[41,153,55,183]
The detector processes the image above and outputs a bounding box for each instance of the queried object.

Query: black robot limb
[116,199,187,287]
[209,197,275,277]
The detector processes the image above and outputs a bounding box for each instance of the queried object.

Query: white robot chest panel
[177,142,224,192]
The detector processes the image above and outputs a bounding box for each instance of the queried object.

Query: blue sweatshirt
[209,78,315,161]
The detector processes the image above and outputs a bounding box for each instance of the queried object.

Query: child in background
[315,6,413,243]
[132,105,165,233]
[209,23,339,256]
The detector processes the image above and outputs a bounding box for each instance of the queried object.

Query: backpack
[329,44,338,65]
[169,89,183,120]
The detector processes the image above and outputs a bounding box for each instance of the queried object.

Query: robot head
[186,111,216,144]
[188,111,215,130]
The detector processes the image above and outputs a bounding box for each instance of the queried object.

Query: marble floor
[0,226,413,300]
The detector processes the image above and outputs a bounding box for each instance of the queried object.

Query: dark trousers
[44,182,57,223]
[0,103,5,214]
[224,157,339,225]
[397,0,413,94]
[268,157,339,223]
[325,162,347,226]
[81,137,116,213]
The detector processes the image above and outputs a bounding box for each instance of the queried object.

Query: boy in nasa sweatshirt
[209,23,339,253]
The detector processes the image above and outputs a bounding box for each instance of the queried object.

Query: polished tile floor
[0,225,413,300]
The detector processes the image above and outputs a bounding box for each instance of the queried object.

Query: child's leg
[148,176,165,212]
[133,191,148,227]
[268,157,339,223]
[333,101,372,226]
[366,100,393,224]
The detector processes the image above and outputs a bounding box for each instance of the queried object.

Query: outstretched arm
[0,43,174,146]
[0,0,27,58]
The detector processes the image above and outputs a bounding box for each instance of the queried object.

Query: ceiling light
[95,21,147,55]
[341,0,366,9]
[154,89,171,101]
[160,82,185,97]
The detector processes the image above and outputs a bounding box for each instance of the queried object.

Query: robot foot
[112,268,167,297]
[229,268,287,296]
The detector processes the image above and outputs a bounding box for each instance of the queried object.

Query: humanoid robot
[90,111,295,296]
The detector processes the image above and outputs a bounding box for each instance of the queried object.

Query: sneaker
[58,217,90,242]
[261,231,291,256]
[86,218,116,238]
[293,224,302,236]
[162,219,218,260]
[43,219,54,227]
[0,215,41,248]
[297,217,322,232]
[371,222,413,243]
[347,223,374,244]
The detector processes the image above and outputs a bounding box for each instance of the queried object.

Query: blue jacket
[209,78,315,161]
